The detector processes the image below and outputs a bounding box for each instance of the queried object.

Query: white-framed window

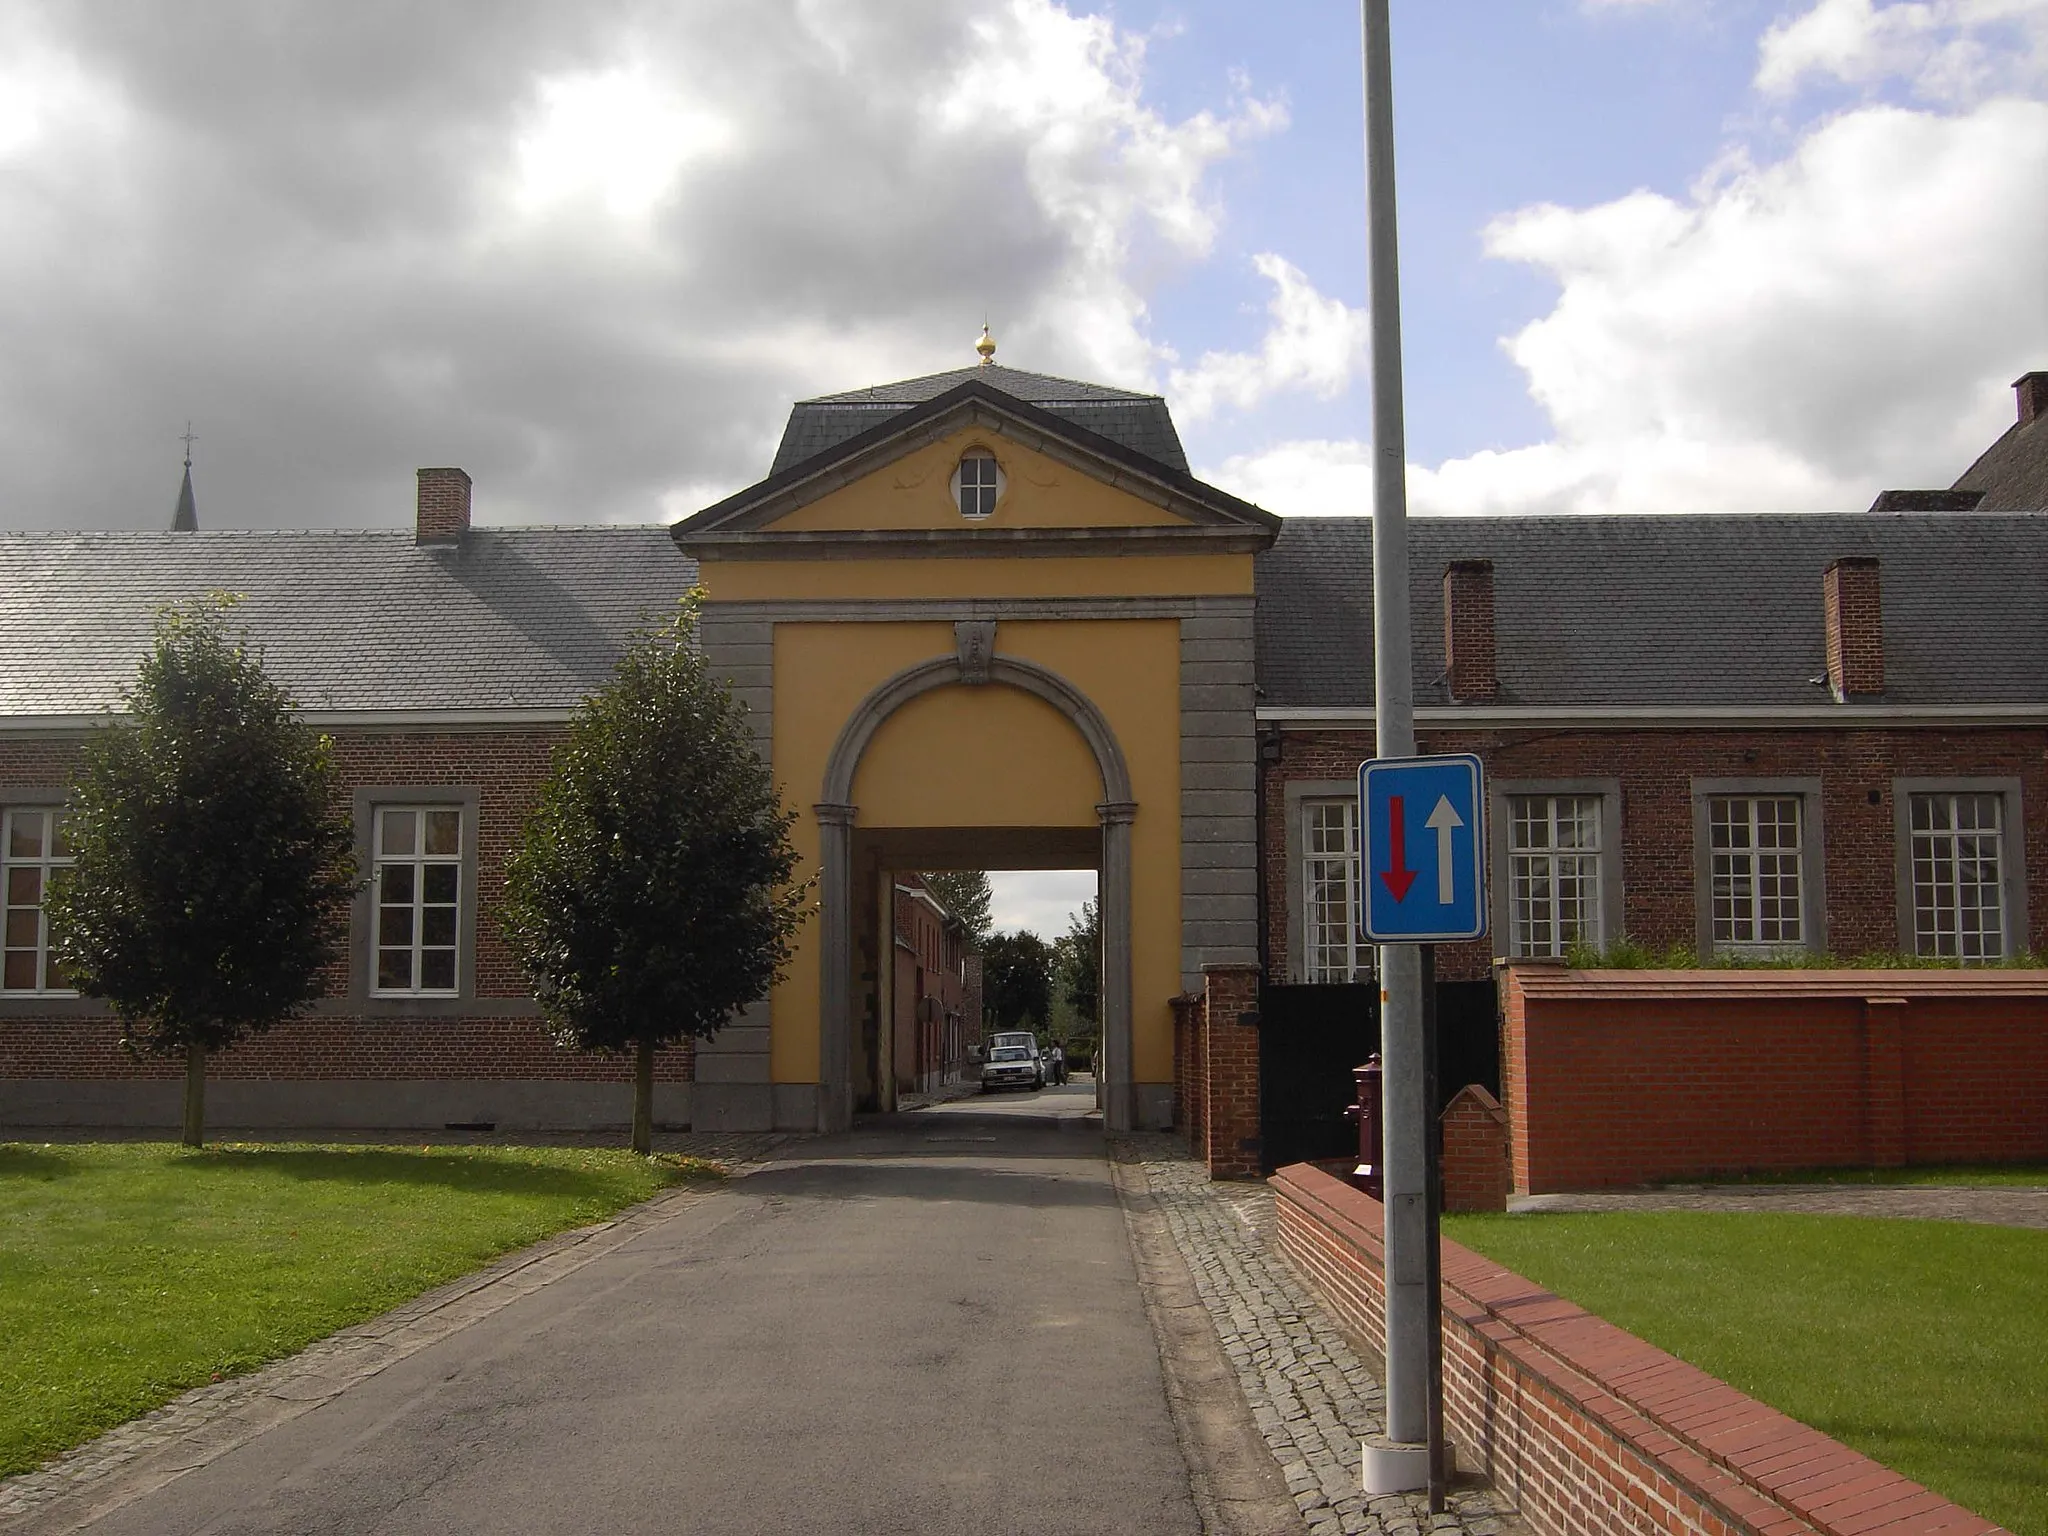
[373,806,461,995]
[952,450,1002,518]
[1908,791,2006,961]
[2,808,73,994]
[1508,795,1603,957]
[1709,795,1804,949]
[1302,798,1370,982]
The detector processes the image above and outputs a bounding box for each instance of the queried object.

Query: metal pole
[1362,0,1429,1454]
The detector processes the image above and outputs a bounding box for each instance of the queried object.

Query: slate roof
[683,375,1274,540]
[0,528,697,718]
[770,363,1189,475]
[1951,411,2048,511]
[1255,512,2048,711]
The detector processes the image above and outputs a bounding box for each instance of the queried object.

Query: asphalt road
[75,1083,1200,1536]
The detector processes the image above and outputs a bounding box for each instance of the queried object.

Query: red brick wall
[1439,1084,1509,1213]
[1505,966,2048,1191]
[0,727,692,1088]
[1262,724,2048,984]
[1272,1164,2000,1536]
[1201,964,1261,1178]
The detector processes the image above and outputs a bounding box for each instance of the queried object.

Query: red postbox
[1345,1054,1384,1199]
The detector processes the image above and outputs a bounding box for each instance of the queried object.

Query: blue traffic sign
[1359,754,1488,942]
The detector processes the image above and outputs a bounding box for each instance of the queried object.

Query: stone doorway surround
[815,627,1138,1133]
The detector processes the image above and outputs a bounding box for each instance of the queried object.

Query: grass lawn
[0,1141,709,1479]
[1444,1210,2048,1536]
[1687,1163,2048,1188]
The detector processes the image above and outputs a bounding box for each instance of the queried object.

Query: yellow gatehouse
[673,336,1276,1133]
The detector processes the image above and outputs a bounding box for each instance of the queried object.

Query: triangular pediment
[672,379,1277,559]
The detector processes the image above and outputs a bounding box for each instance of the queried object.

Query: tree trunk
[632,1037,655,1156]
[183,1039,206,1148]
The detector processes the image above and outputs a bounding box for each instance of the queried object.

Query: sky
[3,0,2045,933]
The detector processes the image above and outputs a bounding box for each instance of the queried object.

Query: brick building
[887,875,971,1101]
[1,363,2043,1136]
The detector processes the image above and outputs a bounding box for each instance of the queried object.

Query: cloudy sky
[4,0,2044,930]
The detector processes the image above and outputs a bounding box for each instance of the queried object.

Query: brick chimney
[2016,371,2048,427]
[1443,559,1497,703]
[1823,557,1883,700]
[416,468,471,545]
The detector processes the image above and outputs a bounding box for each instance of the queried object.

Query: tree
[920,871,992,946]
[1053,897,1101,1038]
[502,595,811,1154]
[981,930,1053,1034]
[47,597,358,1148]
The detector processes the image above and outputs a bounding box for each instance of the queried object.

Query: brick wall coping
[1507,965,2048,1002]
[1270,1162,2002,1536]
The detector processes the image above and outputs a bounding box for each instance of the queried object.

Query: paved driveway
[55,1092,1198,1536]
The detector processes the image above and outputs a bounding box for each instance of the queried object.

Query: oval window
[952,450,1002,519]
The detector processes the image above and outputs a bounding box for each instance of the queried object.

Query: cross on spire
[172,422,199,531]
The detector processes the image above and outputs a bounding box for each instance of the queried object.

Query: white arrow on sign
[1425,795,1464,904]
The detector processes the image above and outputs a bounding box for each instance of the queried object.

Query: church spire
[172,423,198,531]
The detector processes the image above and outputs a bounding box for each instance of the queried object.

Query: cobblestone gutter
[1116,1134,1519,1536]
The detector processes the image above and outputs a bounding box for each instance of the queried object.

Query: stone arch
[813,636,1137,1134]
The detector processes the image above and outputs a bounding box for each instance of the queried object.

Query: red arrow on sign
[1379,794,1417,902]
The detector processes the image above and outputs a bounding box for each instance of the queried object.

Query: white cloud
[987,870,1096,938]
[1209,82,2048,517]
[1757,0,2048,102]
[1167,254,1367,423]
[0,0,1282,529]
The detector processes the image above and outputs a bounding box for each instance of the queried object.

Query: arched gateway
[673,352,1278,1133]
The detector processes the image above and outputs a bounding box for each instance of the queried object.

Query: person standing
[1050,1042,1066,1085]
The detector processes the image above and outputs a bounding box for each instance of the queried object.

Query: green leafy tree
[1054,897,1100,1029]
[46,597,358,1147]
[920,871,992,947]
[981,929,1054,1034]
[1052,897,1101,1062]
[502,596,811,1154]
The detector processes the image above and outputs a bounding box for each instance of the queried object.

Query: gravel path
[1120,1134,1518,1536]
[1511,1183,2048,1228]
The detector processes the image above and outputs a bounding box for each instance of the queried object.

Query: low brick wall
[1272,1162,2004,1536]
[1504,966,2048,1192]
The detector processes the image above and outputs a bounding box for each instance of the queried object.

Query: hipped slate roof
[1952,410,2048,511]
[1255,512,2048,711]
[0,529,697,718]
[681,375,1275,543]
[771,363,1189,475]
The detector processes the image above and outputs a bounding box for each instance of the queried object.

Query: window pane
[4,950,38,989]
[378,949,413,990]
[424,811,460,856]
[423,864,459,903]
[8,812,44,859]
[379,863,414,905]
[421,906,457,947]
[420,950,456,990]
[5,909,38,947]
[379,907,413,946]
[7,867,40,906]
[379,810,416,857]
[49,815,71,859]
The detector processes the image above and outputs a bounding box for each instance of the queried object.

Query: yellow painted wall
[697,552,1252,603]
[773,426,1185,531]
[765,617,1184,1088]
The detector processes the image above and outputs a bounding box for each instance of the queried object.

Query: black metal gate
[1258,976,1501,1173]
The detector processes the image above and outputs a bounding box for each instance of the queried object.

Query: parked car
[982,1031,1044,1092]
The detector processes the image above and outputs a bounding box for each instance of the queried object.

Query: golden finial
[976,323,997,366]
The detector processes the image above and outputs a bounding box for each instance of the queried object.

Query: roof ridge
[801,362,1159,404]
